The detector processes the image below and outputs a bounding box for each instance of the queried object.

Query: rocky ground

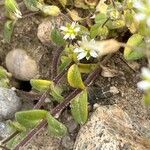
[0,4,150,150]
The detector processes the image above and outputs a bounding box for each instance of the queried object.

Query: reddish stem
[12,67,101,150]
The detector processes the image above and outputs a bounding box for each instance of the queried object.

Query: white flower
[60,22,80,40]
[141,67,150,80]
[74,36,99,60]
[137,80,150,90]
[137,67,150,90]
[134,0,150,27]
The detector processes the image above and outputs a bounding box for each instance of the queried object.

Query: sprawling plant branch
[2,54,112,150]
[12,67,101,150]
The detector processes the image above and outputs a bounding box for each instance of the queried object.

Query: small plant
[1,0,150,150]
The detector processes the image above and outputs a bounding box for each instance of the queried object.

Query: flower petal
[77,52,87,60]
[141,67,150,79]
[60,26,68,32]
[134,1,144,10]
[71,22,76,28]
[64,33,70,40]
[147,17,150,27]
[90,50,98,58]
[74,27,80,32]
[135,13,146,21]
[137,81,150,90]
[74,47,84,53]
[71,34,75,39]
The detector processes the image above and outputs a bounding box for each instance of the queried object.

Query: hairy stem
[1,131,20,145]
[51,46,64,79]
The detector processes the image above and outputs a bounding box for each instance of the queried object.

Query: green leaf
[8,121,26,132]
[78,63,97,73]
[0,66,11,79]
[51,28,66,46]
[50,83,64,102]
[30,79,52,92]
[0,78,10,88]
[78,25,89,36]
[90,24,101,38]
[124,34,144,60]
[6,132,27,149]
[90,24,109,38]
[67,64,85,89]
[39,5,61,16]
[5,0,22,19]
[4,20,15,43]
[47,113,67,136]
[23,0,40,11]
[144,93,150,105]
[58,0,67,7]
[15,110,47,129]
[70,89,88,124]
[106,20,125,29]
[59,56,72,71]
[95,13,108,25]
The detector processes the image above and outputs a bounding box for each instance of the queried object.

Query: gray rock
[74,105,150,150]
[0,121,11,140]
[61,135,74,150]
[0,88,22,120]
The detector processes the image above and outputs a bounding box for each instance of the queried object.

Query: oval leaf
[4,20,15,43]
[5,0,22,19]
[30,79,52,92]
[50,83,64,102]
[51,28,66,46]
[144,93,150,105]
[124,34,144,60]
[70,89,88,124]
[67,64,85,89]
[15,110,47,129]
[95,13,108,25]
[23,0,39,11]
[47,113,67,136]
[8,121,26,132]
[78,63,97,73]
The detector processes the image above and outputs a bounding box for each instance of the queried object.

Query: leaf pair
[67,64,88,124]
[30,79,64,102]
[13,109,67,136]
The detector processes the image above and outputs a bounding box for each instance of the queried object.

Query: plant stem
[1,131,20,145]
[12,67,101,150]
[51,46,64,79]
[53,62,73,84]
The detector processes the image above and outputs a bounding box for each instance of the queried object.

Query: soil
[0,9,150,150]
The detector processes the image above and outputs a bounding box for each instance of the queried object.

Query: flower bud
[41,5,61,16]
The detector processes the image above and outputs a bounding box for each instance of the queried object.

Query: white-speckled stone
[0,87,22,120]
[74,105,150,150]
[0,121,11,140]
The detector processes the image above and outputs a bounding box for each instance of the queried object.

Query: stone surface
[5,49,39,81]
[0,121,11,140]
[37,19,53,46]
[24,128,62,150]
[0,87,22,120]
[61,135,74,150]
[74,105,150,150]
